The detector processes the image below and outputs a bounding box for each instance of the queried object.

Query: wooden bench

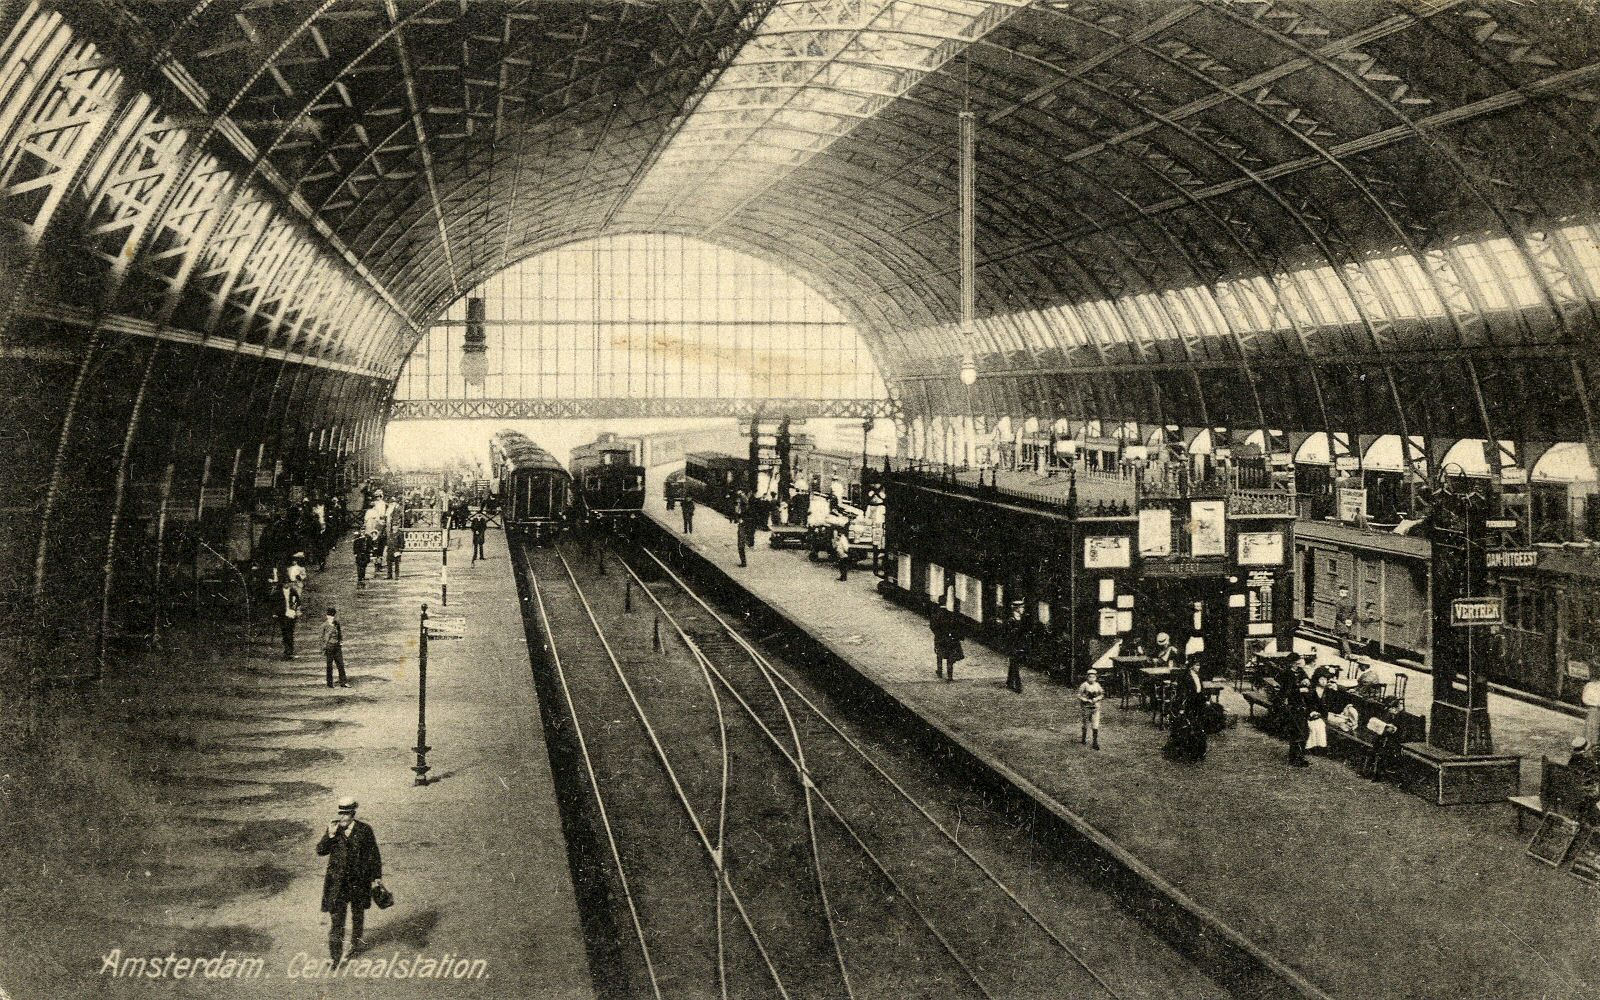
[1242,689,1273,719]
[1509,757,1598,832]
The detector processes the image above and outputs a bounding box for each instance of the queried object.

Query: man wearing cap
[322,606,348,689]
[1004,599,1028,694]
[316,797,383,963]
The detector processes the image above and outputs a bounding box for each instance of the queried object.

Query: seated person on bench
[1355,660,1385,698]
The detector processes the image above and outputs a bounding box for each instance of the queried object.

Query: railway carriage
[570,433,645,522]
[491,430,573,541]
[682,451,749,520]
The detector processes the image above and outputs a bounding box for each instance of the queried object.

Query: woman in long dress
[1163,658,1208,762]
[1305,672,1331,754]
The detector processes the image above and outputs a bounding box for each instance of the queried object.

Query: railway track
[517,534,1230,1000]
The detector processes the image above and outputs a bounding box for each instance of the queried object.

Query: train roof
[571,437,639,463]
[491,429,568,476]
[685,450,745,467]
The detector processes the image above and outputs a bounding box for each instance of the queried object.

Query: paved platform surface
[0,528,593,1000]
[645,468,1600,1000]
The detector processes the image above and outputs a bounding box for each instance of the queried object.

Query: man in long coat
[316,796,384,963]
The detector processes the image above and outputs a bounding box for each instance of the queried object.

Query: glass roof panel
[619,0,1027,232]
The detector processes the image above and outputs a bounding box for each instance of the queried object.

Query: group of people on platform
[1264,652,1400,770]
[928,605,1222,759]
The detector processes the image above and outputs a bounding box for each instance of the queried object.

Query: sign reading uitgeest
[1485,549,1538,569]
[1451,597,1504,627]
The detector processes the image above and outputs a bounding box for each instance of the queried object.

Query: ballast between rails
[622,542,1128,1000]
[535,546,796,1000]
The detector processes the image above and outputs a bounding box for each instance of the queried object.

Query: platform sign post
[414,604,432,786]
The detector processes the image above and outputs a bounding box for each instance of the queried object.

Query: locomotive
[570,433,645,522]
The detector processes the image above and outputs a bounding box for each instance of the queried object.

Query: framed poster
[1338,487,1367,523]
[1526,814,1579,867]
[1237,531,1285,566]
[1190,501,1226,557]
[1139,507,1172,557]
[1084,535,1131,569]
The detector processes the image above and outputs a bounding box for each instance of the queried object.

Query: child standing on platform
[1077,667,1105,749]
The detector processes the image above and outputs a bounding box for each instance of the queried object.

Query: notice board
[1526,814,1579,867]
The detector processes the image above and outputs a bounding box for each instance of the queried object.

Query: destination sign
[1451,597,1504,627]
[1485,549,1538,569]
[1484,518,1519,530]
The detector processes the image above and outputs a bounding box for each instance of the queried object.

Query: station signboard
[1450,597,1504,627]
[405,528,447,551]
[1485,518,1519,530]
[1485,549,1538,569]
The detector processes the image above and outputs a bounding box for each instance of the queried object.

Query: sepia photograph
[0,0,1597,997]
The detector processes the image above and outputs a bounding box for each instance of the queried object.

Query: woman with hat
[1153,631,1181,670]
[1163,655,1209,762]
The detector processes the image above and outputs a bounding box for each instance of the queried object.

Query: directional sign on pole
[424,616,466,639]
[1451,597,1504,627]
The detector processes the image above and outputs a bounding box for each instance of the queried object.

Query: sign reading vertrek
[1451,597,1504,627]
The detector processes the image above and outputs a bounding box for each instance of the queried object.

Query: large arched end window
[396,234,885,404]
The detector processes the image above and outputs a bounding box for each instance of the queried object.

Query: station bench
[1509,756,1597,832]
[1241,689,1273,719]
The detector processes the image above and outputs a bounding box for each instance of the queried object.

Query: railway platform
[0,528,593,1000]
[642,471,1600,1000]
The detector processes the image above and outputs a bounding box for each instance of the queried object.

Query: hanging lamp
[958,106,978,387]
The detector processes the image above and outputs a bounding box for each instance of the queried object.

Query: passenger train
[682,452,753,521]
[570,433,645,522]
[490,430,573,541]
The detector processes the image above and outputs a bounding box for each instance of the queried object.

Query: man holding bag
[316,796,385,964]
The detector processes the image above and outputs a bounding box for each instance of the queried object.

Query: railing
[889,457,1295,517]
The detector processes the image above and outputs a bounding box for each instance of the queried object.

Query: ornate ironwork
[388,397,901,421]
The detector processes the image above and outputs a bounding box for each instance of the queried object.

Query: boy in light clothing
[1077,668,1106,749]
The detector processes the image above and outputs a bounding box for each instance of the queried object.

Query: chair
[1390,672,1408,712]
[1154,680,1178,728]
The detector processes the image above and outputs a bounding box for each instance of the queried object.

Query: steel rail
[615,548,995,999]
[547,548,793,1000]
[636,544,1127,1000]
[525,569,662,1000]
[619,541,857,1000]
